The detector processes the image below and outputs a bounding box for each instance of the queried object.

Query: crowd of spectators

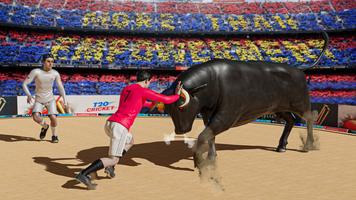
[1,71,354,105]
[0,0,355,32]
[5,0,354,14]
[1,30,354,68]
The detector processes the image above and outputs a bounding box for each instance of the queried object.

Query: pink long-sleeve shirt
[108,84,179,130]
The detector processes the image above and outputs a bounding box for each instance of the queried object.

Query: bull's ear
[190,83,207,94]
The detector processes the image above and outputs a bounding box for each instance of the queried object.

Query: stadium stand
[0,0,355,32]
[0,0,355,107]
[0,71,354,105]
[0,30,354,67]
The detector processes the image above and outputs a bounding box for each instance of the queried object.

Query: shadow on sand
[32,141,302,190]
[0,133,40,142]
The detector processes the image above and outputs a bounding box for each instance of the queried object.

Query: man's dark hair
[42,54,54,62]
[136,70,152,82]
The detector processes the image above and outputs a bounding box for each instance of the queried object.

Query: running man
[75,70,182,190]
[22,54,67,143]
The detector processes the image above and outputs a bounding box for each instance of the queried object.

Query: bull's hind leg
[275,112,296,152]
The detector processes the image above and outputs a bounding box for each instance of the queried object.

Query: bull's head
[161,81,204,134]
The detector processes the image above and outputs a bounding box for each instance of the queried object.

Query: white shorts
[104,121,133,157]
[32,100,58,115]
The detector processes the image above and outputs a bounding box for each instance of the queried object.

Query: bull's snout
[174,130,186,135]
[175,128,191,135]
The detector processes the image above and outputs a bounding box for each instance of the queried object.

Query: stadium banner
[338,105,356,131]
[17,95,120,115]
[0,96,18,116]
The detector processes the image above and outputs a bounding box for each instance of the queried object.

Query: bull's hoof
[300,141,320,152]
[276,147,286,152]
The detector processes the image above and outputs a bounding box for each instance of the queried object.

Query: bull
[161,32,329,171]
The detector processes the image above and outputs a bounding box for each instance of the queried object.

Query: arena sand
[0,117,355,200]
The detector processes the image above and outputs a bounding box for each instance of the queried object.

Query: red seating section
[1,0,349,14]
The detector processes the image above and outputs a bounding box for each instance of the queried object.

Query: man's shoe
[51,136,59,143]
[75,173,97,190]
[104,166,115,178]
[39,125,49,140]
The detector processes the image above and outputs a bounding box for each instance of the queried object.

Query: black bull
[162,59,320,169]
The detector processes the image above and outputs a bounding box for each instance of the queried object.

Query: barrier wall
[0,96,17,115]
[16,95,119,115]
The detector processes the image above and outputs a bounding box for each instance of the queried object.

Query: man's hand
[27,96,34,104]
[62,101,71,113]
[64,104,70,113]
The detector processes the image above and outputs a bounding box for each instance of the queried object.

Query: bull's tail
[299,31,330,71]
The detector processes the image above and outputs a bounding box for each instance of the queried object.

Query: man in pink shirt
[75,71,181,190]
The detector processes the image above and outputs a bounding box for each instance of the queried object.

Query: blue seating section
[0,80,171,96]
[308,82,356,90]
[0,78,354,105]
[0,3,11,23]
[311,97,355,105]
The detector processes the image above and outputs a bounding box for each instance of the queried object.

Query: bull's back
[210,60,309,121]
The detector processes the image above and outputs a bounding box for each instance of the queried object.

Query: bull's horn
[178,88,190,108]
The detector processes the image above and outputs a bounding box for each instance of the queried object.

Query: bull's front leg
[193,127,215,169]
[207,137,217,161]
